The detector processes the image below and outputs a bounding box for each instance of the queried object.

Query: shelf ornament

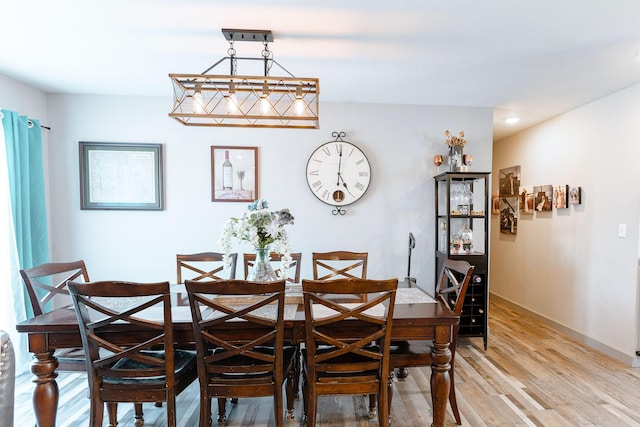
[445,130,467,172]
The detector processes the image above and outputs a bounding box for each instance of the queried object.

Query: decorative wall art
[492,192,500,214]
[79,142,164,210]
[554,185,569,209]
[499,165,521,197]
[211,146,258,202]
[519,185,534,214]
[534,185,553,212]
[569,187,582,205]
[500,196,518,234]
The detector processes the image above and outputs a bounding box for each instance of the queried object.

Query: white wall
[491,84,640,366]
[42,93,493,292]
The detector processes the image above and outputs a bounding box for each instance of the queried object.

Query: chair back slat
[20,260,90,316]
[177,252,237,283]
[68,281,174,382]
[436,259,475,315]
[312,251,368,281]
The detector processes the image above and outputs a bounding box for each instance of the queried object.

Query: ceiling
[2,1,639,140]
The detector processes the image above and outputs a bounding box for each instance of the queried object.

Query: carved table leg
[430,325,452,427]
[31,350,59,427]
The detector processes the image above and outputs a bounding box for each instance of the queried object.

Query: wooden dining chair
[175,252,237,305]
[185,279,297,426]
[67,280,197,427]
[388,259,474,425]
[301,277,398,427]
[312,251,368,281]
[19,260,90,371]
[243,252,302,283]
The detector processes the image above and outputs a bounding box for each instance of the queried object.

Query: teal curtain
[2,110,49,321]
[0,109,49,373]
[2,109,49,312]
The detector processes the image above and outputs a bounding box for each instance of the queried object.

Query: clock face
[306,140,371,206]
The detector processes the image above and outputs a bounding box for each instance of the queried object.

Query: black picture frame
[79,142,164,210]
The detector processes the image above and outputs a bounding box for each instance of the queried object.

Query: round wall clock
[306,131,371,214]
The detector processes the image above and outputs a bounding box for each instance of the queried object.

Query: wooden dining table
[16,286,459,427]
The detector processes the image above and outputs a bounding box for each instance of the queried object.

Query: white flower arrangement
[218,198,294,279]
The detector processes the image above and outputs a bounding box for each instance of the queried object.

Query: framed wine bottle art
[211,146,259,202]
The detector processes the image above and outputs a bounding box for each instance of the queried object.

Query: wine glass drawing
[236,170,245,190]
[433,155,444,173]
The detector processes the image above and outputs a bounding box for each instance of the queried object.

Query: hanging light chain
[228,40,237,75]
[262,38,273,76]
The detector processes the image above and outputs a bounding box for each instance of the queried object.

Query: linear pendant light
[169,29,320,129]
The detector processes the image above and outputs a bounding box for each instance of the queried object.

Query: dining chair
[185,279,297,426]
[388,259,474,425]
[67,280,197,427]
[312,251,368,281]
[243,252,302,283]
[301,277,398,427]
[19,260,90,371]
[175,252,237,305]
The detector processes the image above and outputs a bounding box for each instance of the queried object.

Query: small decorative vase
[247,247,278,281]
[448,145,464,172]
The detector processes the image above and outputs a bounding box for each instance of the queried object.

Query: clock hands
[337,173,355,197]
[336,144,343,186]
[335,145,355,197]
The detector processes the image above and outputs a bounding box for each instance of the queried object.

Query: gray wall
[28,90,493,290]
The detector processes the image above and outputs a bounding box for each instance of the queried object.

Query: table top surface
[17,287,459,333]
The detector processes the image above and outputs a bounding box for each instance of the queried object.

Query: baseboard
[490,293,640,367]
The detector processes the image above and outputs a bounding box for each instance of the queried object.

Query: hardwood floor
[14,298,640,426]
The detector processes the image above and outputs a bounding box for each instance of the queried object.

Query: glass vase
[247,247,278,281]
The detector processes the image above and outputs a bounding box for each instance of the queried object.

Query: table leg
[31,350,59,427]
[430,325,452,427]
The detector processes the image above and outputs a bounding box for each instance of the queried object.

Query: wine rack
[434,172,490,349]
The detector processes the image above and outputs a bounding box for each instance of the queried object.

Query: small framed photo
[492,193,500,214]
[211,146,258,202]
[519,185,534,214]
[79,142,164,210]
[569,187,582,205]
[554,184,569,209]
[534,185,553,212]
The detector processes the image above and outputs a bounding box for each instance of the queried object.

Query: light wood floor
[14,298,640,426]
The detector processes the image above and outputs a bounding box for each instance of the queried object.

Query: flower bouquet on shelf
[219,198,295,281]
[445,130,467,172]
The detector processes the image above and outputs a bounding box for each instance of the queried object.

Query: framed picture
[491,192,500,214]
[569,187,582,205]
[499,165,521,197]
[554,184,569,209]
[519,185,534,214]
[500,196,518,234]
[211,146,258,202]
[79,142,163,210]
[533,185,553,212]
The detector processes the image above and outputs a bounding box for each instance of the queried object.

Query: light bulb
[227,94,238,113]
[226,81,238,113]
[260,83,270,114]
[294,86,304,115]
[260,97,270,114]
[193,91,204,114]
